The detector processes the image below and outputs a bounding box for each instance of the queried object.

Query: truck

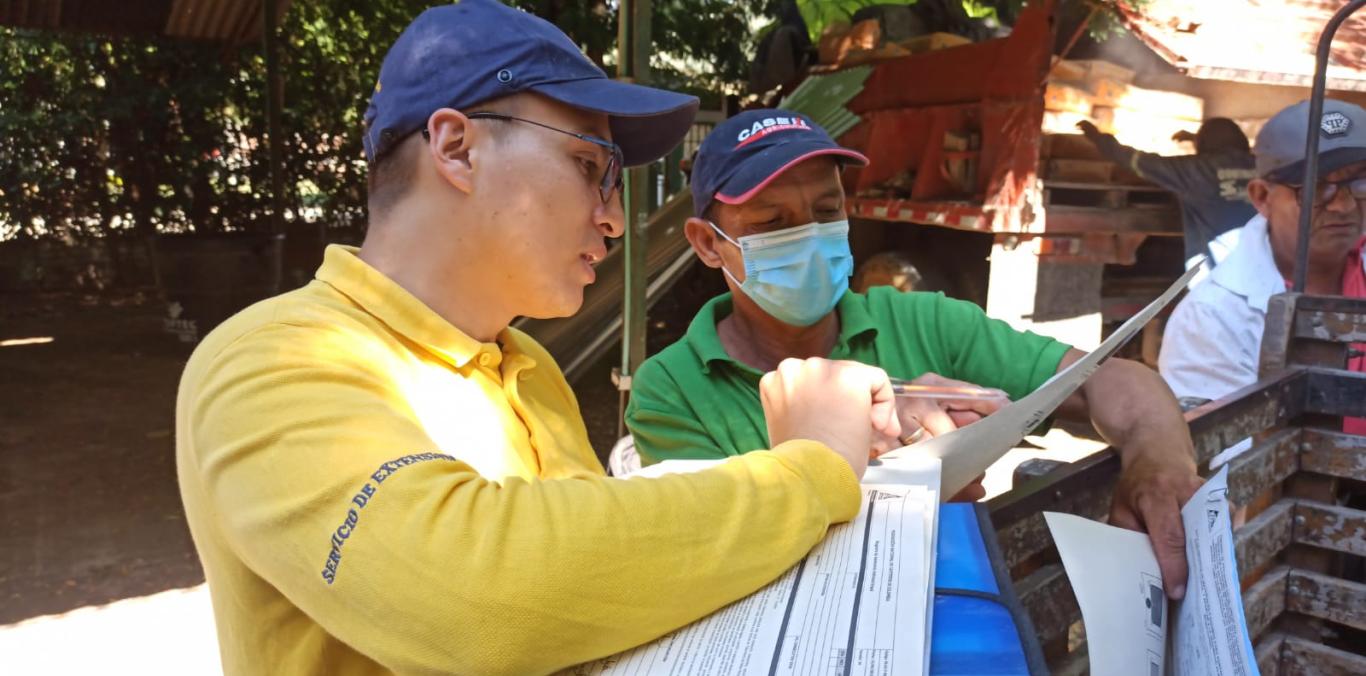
[977,2,1366,668]
[796,0,1191,354]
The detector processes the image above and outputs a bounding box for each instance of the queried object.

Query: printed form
[1170,465,1258,676]
[1044,466,1258,676]
[568,458,940,676]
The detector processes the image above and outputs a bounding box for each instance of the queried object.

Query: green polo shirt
[625,287,1072,465]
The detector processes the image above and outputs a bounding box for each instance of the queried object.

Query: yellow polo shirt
[175,245,861,675]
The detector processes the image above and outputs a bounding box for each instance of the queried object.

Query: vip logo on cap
[1322,111,1352,137]
[736,116,812,148]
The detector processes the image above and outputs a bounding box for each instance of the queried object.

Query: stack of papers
[1044,466,1258,676]
[569,456,941,675]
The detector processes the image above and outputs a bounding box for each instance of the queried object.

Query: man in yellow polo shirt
[175,3,903,674]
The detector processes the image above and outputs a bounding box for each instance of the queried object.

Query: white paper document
[1044,466,1258,676]
[881,262,1201,497]
[1170,466,1258,676]
[569,458,941,675]
[1044,511,1168,675]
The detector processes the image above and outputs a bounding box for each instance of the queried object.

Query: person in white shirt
[1160,99,1366,466]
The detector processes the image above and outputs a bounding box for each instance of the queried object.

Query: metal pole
[616,0,652,437]
[263,0,286,247]
[1294,0,1366,292]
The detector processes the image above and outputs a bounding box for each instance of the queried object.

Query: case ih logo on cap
[1322,111,1352,137]
[736,116,812,148]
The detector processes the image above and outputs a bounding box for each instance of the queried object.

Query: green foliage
[277,0,447,232]
[789,0,1144,44]
[1078,0,1151,41]
[0,30,246,241]
[790,0,882,43]
[652,1,766,103]
[0,0,618,242]
[0,0,467,243]
[1,0,1109,244]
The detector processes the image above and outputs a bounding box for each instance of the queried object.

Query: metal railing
[643,111,721,213]
[1293,0,1366,292]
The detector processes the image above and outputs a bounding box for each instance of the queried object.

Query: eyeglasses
[1280,176,1366,206]
[423,112,624,204]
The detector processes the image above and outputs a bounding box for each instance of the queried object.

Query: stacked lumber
[1039,129,1179,212]
[1042,58,1204,157]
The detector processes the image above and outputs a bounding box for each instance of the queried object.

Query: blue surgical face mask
[708,219,853,326]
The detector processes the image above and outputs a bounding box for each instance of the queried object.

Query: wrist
[1117,429,1197,473]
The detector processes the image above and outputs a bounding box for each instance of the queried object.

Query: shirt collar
[684,290,879,373]
[1208,214,1286,312]
[315,245,517,369]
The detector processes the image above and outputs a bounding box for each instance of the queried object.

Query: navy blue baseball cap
[690,109,868,217]
[363,0,699,166]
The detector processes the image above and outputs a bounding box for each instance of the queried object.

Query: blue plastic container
[929,503,1046,675]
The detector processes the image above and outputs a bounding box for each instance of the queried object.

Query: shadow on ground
[1,293,201,625]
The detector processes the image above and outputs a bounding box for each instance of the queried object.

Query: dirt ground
[0,276,722,627]
[0,292,203,626]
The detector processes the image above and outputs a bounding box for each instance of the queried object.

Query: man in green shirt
[626,108,1204,600]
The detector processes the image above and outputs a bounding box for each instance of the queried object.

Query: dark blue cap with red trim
[689,108,868,217]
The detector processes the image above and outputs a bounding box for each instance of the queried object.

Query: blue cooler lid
[929,503,1042,676]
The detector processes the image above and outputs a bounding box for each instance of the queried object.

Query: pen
[889,378,1009,402]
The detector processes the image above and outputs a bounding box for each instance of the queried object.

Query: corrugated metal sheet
[1121,0,1366,92]
[0,0,288,43]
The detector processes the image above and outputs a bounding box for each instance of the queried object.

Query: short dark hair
[367,133,421,218]
[365,95,526,219]
[1196,118,1250,155]
[700,201,717,223]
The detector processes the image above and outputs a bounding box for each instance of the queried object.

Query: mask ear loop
[707,221,745,286]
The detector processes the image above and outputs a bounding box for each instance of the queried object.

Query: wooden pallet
[1040,134,1105,162]
[1042,180,1177,210]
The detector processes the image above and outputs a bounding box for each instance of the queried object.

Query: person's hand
[876,373,1005,500]
[1075,120,1102,140]
[892,372,1008,440]
[760,358,901,480]
[1110,450,1203,600]
[1171,129,1197,144]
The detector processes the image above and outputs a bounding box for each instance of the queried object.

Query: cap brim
[532,78,699,167]
[714,146,870,206]
[1265,146,1366,183]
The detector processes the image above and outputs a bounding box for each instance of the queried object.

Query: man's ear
[1247,178,1275,218]
[425,108,476,195]
[685,216,725,269]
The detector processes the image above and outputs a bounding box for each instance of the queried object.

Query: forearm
[627,407,733,465]
[1089,132,1137,167]
[214,436,859,673]
[1072,358,1205,599]
[1078,358,1197,469]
